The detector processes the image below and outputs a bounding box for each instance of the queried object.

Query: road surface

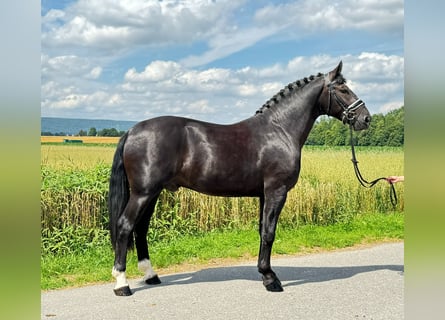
[42,242,404,320]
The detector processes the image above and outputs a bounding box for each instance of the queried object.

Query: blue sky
[41,0,404,123]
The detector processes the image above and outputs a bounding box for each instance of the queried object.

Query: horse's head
[320,61,371,131]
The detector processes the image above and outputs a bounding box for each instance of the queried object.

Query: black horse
[108,61,371,296]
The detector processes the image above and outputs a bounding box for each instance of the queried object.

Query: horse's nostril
[364,115,371,123]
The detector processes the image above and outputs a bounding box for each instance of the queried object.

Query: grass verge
[41,212,403,291]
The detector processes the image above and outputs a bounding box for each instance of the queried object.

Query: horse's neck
[263,82,323,147]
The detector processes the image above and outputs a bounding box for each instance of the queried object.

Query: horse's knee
[261,232,275,245]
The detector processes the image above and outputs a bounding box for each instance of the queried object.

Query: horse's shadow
[131,264,403,293]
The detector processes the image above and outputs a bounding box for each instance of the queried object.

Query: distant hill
[41,117,137,136]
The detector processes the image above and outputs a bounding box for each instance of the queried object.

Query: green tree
[384,107,404,146]
[357,107,404,146]
[98,128,120,137]
[325,120,348,146]
[88,127,97,136]
[306,106,404,146]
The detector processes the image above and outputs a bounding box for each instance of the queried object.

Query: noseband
[326,80,365,125]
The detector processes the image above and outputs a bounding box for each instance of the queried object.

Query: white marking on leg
[138,259,157,281]
[112,267,129,289]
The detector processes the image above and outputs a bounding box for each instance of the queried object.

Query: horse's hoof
[264,278,284,292]
[114,286,132,296]
[145,275,161,285]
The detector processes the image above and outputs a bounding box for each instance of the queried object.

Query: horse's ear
[328,61,343,81]
[336,60,343,74]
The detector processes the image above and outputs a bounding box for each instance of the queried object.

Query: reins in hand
[348,126,398,207]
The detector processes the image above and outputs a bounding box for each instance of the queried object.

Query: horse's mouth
[352,112,371,131]
[353,120,371,131]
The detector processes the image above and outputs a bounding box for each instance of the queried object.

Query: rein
[348,125,398,207]
[326,78,397,208]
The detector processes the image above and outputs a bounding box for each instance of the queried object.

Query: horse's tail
[108,131,133,251]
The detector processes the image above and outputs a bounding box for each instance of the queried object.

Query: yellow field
[41,136,120,144]
[41,144,116,169]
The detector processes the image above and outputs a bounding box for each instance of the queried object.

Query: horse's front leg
[258,186,287,292]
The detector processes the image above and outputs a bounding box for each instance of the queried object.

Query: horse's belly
[188,183,261,197]
[176,170,262,197]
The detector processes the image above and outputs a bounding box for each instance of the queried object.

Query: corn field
[41,144,404,237]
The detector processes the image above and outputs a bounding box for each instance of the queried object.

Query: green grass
[41,212,403,291]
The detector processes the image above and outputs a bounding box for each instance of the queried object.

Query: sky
[41,0,404,124]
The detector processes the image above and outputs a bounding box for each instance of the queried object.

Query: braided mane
[255,72,324,115]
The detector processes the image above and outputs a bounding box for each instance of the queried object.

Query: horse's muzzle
[351,110,371,131]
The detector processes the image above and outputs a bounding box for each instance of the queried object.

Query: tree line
[41,127,126,137]
[306,106,404,146]
[41,106,403,146]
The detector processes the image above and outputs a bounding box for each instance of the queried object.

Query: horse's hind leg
[135,195,162,285]
[112,193,154,296]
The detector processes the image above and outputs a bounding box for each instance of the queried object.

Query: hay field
[41,136,120,144]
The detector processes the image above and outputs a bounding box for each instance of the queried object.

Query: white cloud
[41,52,403,121]
[42,9,65,23]
[238,84,257,97]
[42,0,403,67]
[41,1,403,121]
[42,54,103,81]
[125,61,182,82]
[348,52,404,81]
[180,25,282,67]
[187,99,215,114]
[254,0,403,35]
[42,0,242,51]
[379,101,404,113]
[87,66,102,79]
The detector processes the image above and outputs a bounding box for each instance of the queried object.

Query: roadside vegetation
[41,212,403,290]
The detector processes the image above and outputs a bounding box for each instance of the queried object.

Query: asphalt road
[41,242,404,320]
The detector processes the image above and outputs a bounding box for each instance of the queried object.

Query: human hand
[386,176,404,184]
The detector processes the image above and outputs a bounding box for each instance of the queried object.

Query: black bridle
[326,79,398,208]
[326,79,365,125]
